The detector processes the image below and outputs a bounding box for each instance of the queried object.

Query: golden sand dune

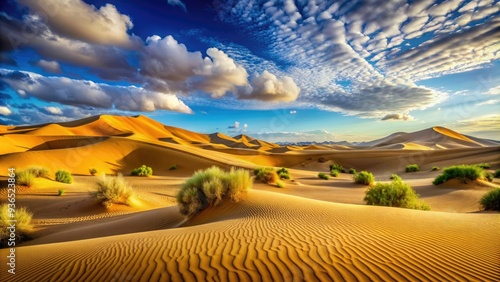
[1,190,498,281]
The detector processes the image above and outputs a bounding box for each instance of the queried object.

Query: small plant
[276,167,291,180]
[55,170,73,184]
[390,174,402,181]
[26,166,49,178]
[480,188,500,211]
[1,204,33,247]
[349,168,356,174]
[330,170,339,177]
[254,167,278,184]
[433,165,486,185]
[131,165,153,177]
[431,166,440,171]
[15,170,36,187]
[89,168,97,176]
[364,177,430,210]
[169,165,177,171]
[485,172,493,182]
[93,173,135,208]
[475,163,491,169]
[318,172,330,180]
[495,170,500,178]
[354,171,375,186]
[58,189,65,196]
[405,164,419,173]
[276,180,285,188]
[329,164,346,173]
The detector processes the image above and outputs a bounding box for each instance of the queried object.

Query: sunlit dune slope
[1,190,498,281]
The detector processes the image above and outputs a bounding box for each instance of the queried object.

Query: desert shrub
[475,163,491,169]
[318,173,330,180]
[405,164,419,173]
[330,170,339,177]
[93,174,135,208]
[432,165,485,185]
[480,188,500,211]
[390,174,402,181]
[89,168,97,175]
[131,165,153,177]
[1,204,33,247]
[495,170,500,178]
[364,178,430,210]
[58,189,65,196]
[169,165,177,171]
[276,167,291,180]
[354,171,375,186]
[431,166,440,171]
[329,164,346,173]
[254,167,278,184]
[55,170,73,184]
[349,168,356,174]
[276,180,285,188]
[176,166,253,217]
[15,170,36,187]
[485,172,493,182]
[26,166,49,178]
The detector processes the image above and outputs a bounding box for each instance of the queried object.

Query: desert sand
[0,115,499,281]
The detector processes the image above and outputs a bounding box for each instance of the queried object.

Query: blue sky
[0,0,499,142]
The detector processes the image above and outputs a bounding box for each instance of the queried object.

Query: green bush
[432,166,440,171]
[89,168,97,176]
[364,177,430,210]
[480,188,500,211]
[254,167,278,184]
[276,180,285,188]
[329,164,345,173]
[58,189,65,196]
[93,174,135,208]
[354,171,375,185]
[131,165,153,177]
[433,165,486,185]
[475,163,491,169]
[349,168,356,174]
[15,170,36,187]
[26,166,49,178]
[169,165,177,171]
[405,164,419,173]
[1,204,33,247]
[485,172,493,182]
[495,170,500,178]
[330,170,339,177]
[390,174,402,181]
[55,170,73,184]
[176,166,253,217]
[318,173,330,180]
[276,167,291,180]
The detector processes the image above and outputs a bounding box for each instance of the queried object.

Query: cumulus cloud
[167,0,187,12]
[44,106,63,115]
[17,0,139,48]
[381,113,415,121]
[238,71,300,102]
[485,85,500,95]
[290,110,297,114]
[0,106,12,116]
[228,121,240,129]
[0,69,192,113]
[35,60,61,73]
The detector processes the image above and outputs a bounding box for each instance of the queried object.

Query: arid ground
[0,115,499,281]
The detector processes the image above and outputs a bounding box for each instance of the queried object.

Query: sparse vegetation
[276,180,285,188]
[1,204,33,247]
[349,168,356,174]
[329,164,346,173]
[475,163,491,169]
[169,165,177,171]
[479,188,500,211]
[58,189,65,196]
[405,164,419,173]
[131,165,153,177]
[485,172,493,182]
[89,168,97,176]
[254,167,278,184]
[176,166,253,217]
[364,177,430,210]
[276,167,291,180]
[93,174,135,208]
[26,166,49,178]
[432,166,440,171]
[330,170,339,177]
[55,170,73,184]
[390,174,400,180]
[354,171,375,186]
[495,170,500,178]
[318,172,330,180]
[433,165,487,185]
[15,170,36,187]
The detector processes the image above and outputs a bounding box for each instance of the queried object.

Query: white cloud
[476,99,500,106]
[0,106,12,116]
[238,70,300,102]
[381,113,415,121]
[167,0,187,12]
[228,121,240,129]
[290,110,297,114]
[44,106,63,115]
[35,60,61,73]
[485,85,500,95]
